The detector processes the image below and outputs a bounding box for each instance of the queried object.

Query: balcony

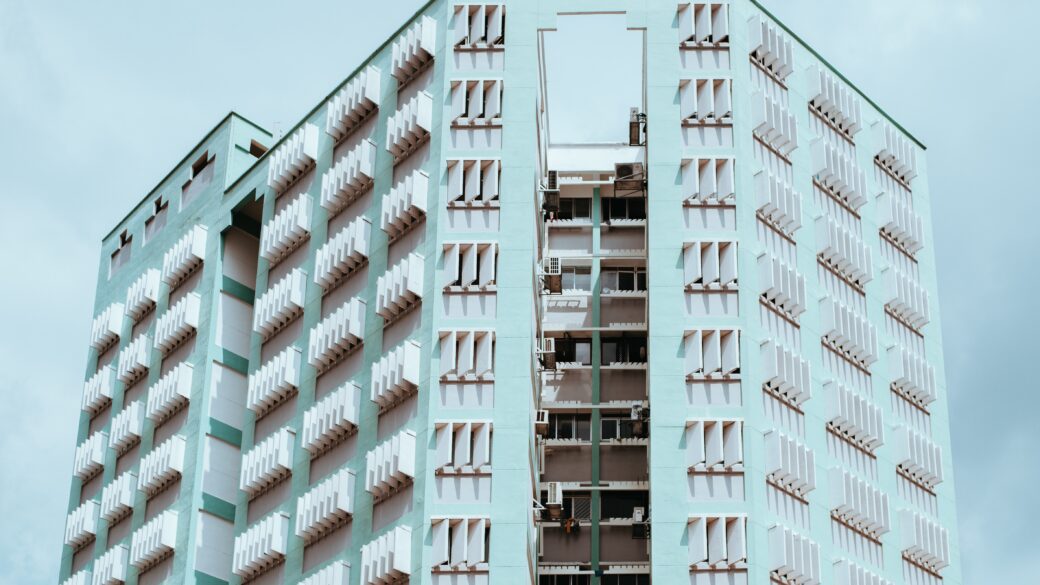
[253,269,307,341]
[73,431,107,480]
[900,510,949,574]
[161,224,207,289]
[314,216,371,292]
[829,468,890,538]
[129,510,178,571]
[754,170,801,235]
[64,500,100,549]
[240,427,295,497]
[816,216,873,287]
[382,170,429,241]
[751,90,797,155]
[299,561,350,585]
[884,267,930,330]
[326,65,381,142]
[93,545,129,585]
[360,526,411,585]
[431,517,490,572]
[687,515,747,571]
[82,366,114,416]
[758,253,806,319]
[100,471,137,523]
[371,340,421,410]
[873,121,918,183]
[811,138,867,211]
[154,292,201,355]
[877,191,924,255]
[825,381,884,452]
[889,345,936,408]
[146,362,193,423]
[109,401,145,454]
[748,14,793,81]
[392,15,436,84]
[138,435,186,497]
[307,298,365,372]
[320,139,376,216]
[768,525,820,584]
[764,430,816,497]
[375,253,424,321]
[893,426,943,489]
[248,346,303,417]
[365,429,416,501]
[260,194,313,264]
[267,123,319,193]
[295,468,356,543]
[117,334,151,385]
[233,512,290,579]
[90,302,124,352]
[125,269,161,321]
[301,382,361,457]
[807,64,862,137]
[385,91,433,163]
[820,297,877,368]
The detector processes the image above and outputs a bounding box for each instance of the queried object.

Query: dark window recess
[601,337,647,364]
[144,197,169,243]
[601,574,651,585]
[110,230,133,276]
[602,267,647,291]
[249,139,268,158]
[540,574,591,585]
[601,491,650,519]
[190,150,214,178]
[556,197,591,220]
[601,417,647,440]
[602,197,646,221]
[554,338,592,365]
[547,414,592,440]
[561,267,592,290]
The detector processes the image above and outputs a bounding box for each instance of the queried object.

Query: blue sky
[0,1,1036,583]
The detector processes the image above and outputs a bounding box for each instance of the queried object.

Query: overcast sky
[0,1,1036,584]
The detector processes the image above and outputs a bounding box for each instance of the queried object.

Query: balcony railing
[64,500,100,549]
[154,292,201,355]
[320,139,376,216]
[391,15,436,85]
[82,366,114,416]
[93,545,129,585]
[295,468,356,543]
[307,298,365,372]
[109,401,145,454]
[375,253,424,321]
[381,170,429,240]
[900,510,949,573]
[161,224,207,289]
[385,92,433,163]
[253,269,307,341]
[248,346,302,417]
[820,297,877,367]
[116,334,151,385]
[371,341,421,410]
[313,216,371,292]
[326,66,380,142]
[73,431,107,480]
[768,525,820,583]
[100,471,137,523]
[267,123,319,193]
[260,194,313,264]
[824,381,884,452]
[873,121,918,183]
[240,427,295,497]
[129,510,178,571]
[365,429,416,501]
[360,526,412,584]
[137,435,186,497]
[146,362,193,423]
[829,468,890,538]
[90,302,124,352]
[299,561,350,585]
[233,512,290,579]
[125,269,161,321]
[807,64,862,137]
[301,382,361,456]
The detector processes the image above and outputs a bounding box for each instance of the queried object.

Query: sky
[0,1,1036,584]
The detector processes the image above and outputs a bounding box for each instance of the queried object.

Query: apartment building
[60,2,961,585]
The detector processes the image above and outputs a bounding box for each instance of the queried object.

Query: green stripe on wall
[200,493,237,522]
[220,349,249,374]
[221,276,255,303]
[194,570,230,585]
[208,418,242,447]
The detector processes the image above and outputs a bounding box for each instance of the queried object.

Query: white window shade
[301,382,362,456]
[761,339,812,406]
[93,545,129,585]
[764,430,816,496]
[253,269,307,341]
[375,253,424,320]
[678,3,730,44]
[807,64,862,136]
[683,241,737,290]
[755,170,801,234]
[768,525,821,585]
[833,559,893,585]
[451,79,503,125]
[129,510,177,571]
[295,468,356,544]
[90,302,124,352]
[893,426,944,489]
[431,517,490,571]
[748,14,794,80]
[758,253,806,318]
[680,79,732,123]
[260,194,312,264]
[83,366,114,416]
[434,421,492,474]
[371,340,422,410]
[326,66,381,142]
[109,401,145,455]
[876,191,924,255]
[320,139,376,215]
[267,123,319,193]
[884,267,930,329]
[900,510,950,573]
[873,121,918,182]
[161,224,207,288]
[392,15,436,84]
[386,91,433,162]
[816,215,873,286]
[811,138,867,210]
[381,170,429,239]
[825,381,884,452]
[125,269,161,321]
[889,345,936,408]
[240,427,295,497]
[100,471,137,523]
[299,561,350,585]
[64,500,100,548]
[829,468,891,538]
[443,242,497,289]
[233,512,290,579]
[752,91,798,155]
[360,526,411,584]
[307,297,366,371]
[454,4,505,47]
[684,329,740,378]
[146,362,193,423]
[820,297,878,367]
[138,434,186,497]
[314,216,372,291]
[116,334,151,385]
[685,419,743,472]
[365,429,416,500]
[682,158,735,205]
[439,330,494,380]
[154,292,201,355]
[62,570,91,585]
[73,431,107,480]
[687,515,747,570]
[248,346,303,417]
[447,159,501,203]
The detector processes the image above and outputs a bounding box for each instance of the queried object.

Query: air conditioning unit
[538,338,557,371]
[542,257,562,294]
[546,170,560,191]
[633,506,645,523]
[614,162,646,194]
[546,481,564,520]
[535,409,550,433]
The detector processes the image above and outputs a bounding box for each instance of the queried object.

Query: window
[540,576,591,585]
[684,329,740,377]
[144,197,169,244]
[688,515,747,569]
[556,197,591,220]
[601,197,645,221]
[439,330,495,378]
[447,159,501,203]
[434,421,492,473]
[453,4,505,47]
[109,230,132,277]
[547,413,591,440]
[683,241,737,289]
[685,419,743,471]
[554,338,591,365]
[601,575,650,585]
[443,242,497,288]
[561,266,591,291]
[678,3,730,45]
[601,491,649,520]
[431,517,490,570]
[601,416,645,440]
[749,14,794,81]
[680,78,732,123]
[683,157,735,204]
[451,80,503,123]
[540,492,592,521]
[190,150,214,179]
[601,267,647,292]
[249,139,268,158]
[601,336,647,365]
